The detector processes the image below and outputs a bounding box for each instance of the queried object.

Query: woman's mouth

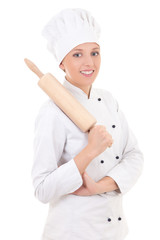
[80,70,94,77]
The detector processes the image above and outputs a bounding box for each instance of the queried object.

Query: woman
[32,8,143,240]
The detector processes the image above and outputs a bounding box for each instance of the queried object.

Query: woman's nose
[83,55,94,67]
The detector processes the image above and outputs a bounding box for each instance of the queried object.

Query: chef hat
[42,8,101,64]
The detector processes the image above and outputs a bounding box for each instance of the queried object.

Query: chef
[31,8,144,240]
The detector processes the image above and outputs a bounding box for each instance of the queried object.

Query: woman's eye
[73,53,82,57]
[91,51,99,56]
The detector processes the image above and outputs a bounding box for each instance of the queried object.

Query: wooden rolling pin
[24,59,97,132]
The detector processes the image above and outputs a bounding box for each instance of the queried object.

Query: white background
[0,0,159,239]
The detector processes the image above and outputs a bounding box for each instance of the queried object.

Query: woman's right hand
[87,125,113,157]
[73,125,113,175]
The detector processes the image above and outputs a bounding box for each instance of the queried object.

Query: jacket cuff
[106,169,126,194]
[63,159,83,194]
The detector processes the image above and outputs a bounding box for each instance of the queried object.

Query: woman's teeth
[80,70,94,75]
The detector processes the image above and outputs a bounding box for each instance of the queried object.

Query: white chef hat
[42,8,101,64]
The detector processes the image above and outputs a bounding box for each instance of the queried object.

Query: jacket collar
[62,78,95,100]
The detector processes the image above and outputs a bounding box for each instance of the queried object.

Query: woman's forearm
[96,176,119,194]
[71,173,120,196]
[74,145,97,175]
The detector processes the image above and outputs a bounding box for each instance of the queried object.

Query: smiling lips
[80,70,94,77]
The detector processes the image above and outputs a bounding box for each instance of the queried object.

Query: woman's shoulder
[35,99,65,124]
[38,99,60,114]
[35,98,73,129]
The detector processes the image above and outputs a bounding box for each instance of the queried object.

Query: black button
[116,156,119,160]
[98,98,101,101]
[100,160,104,164]
[112,125,116,128]
[108,218,112,222]
[118,217,122,221]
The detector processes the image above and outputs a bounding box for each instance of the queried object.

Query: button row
[108,217,122,222]
[97,98,117,128]
[100,156,119,163]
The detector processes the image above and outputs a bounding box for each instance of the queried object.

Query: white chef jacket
[31,78,143,240]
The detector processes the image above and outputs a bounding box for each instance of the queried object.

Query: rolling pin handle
[24,58,44,78]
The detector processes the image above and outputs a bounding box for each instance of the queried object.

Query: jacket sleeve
[106,99,144,194]
[31,102,83,204]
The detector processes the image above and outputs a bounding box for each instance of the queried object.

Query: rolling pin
[24,59,97,132]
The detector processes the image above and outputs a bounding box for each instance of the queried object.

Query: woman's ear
[59,62,65,72]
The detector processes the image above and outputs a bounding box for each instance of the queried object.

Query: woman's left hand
[71,172,99,196]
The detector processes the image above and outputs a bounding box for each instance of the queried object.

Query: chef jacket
[31,78,143,240]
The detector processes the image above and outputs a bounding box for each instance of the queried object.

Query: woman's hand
[87,125,113,158]
[71,172,99,196]
[70,172,119,196]
[73,125,113,176]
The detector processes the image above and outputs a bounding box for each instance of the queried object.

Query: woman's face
[59,42,101,96]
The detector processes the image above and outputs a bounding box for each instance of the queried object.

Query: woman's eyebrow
[72,48,83,51]
[73,47,100,51]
